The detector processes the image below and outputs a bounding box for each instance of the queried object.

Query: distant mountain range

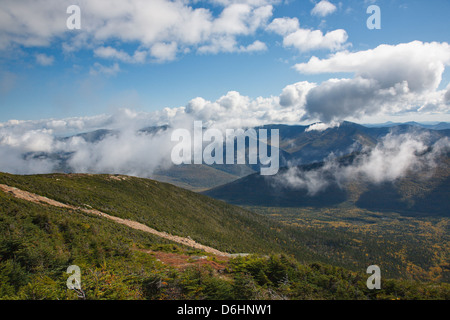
[363,121,450,130]
[258,121,449,163]
[25,121,450,192]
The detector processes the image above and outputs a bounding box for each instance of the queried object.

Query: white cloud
[94,46,147,63]
[150,42,178,62]
[283,28,348,52]
[36,53,54,66]
[266,16,348,52]
[212,3,272,35]
[311,0,337,17]
[0,0,274,61]
[296,41,450,122]
[0,108,181,176]
[183,88,312,129]
[279,81,316,107]
[0,128,54,153]
[295,41,450,92]
[0,0,68,48]
[276,132,450,195]
[66,128,175,177]
[0,145,56,174]
[238,40,267,52]
[89,62,121,76]
[197,35,238,54]
[266,17,299,35]
[198,37,267,55]
[305,121,340,132]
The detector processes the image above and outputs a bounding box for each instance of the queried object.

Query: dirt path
[0,183,231,257]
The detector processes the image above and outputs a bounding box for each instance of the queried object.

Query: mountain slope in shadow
[204,154,450,216]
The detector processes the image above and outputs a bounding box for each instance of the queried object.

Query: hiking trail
[0,183,233,257]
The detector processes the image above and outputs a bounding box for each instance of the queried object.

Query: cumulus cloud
[184,89,311,129]
[0,0,68,48]
[276,132,450,195]
[295,41,450,92]
[267,17,348,52]
[279,81,316,108]
[296,41,450,122]
[304,77,399,122]
[311,0,337,17]
[266,17,299,35]
[283,28,348,52]
[0,0,274,61]
[150,42,178,62]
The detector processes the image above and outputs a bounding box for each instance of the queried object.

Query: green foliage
[0,172,317,258]
[249,205,450,282]
[226,255,450,300]
[0,172,448,300]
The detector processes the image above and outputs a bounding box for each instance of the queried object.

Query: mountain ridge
[204,152,450,216]
[19,121,450,191]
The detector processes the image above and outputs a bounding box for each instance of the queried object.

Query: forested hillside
[0,172,448,299]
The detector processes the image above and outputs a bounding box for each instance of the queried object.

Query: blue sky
[1,0,450,123]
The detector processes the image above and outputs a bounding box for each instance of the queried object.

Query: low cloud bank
[275,132,450,195]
